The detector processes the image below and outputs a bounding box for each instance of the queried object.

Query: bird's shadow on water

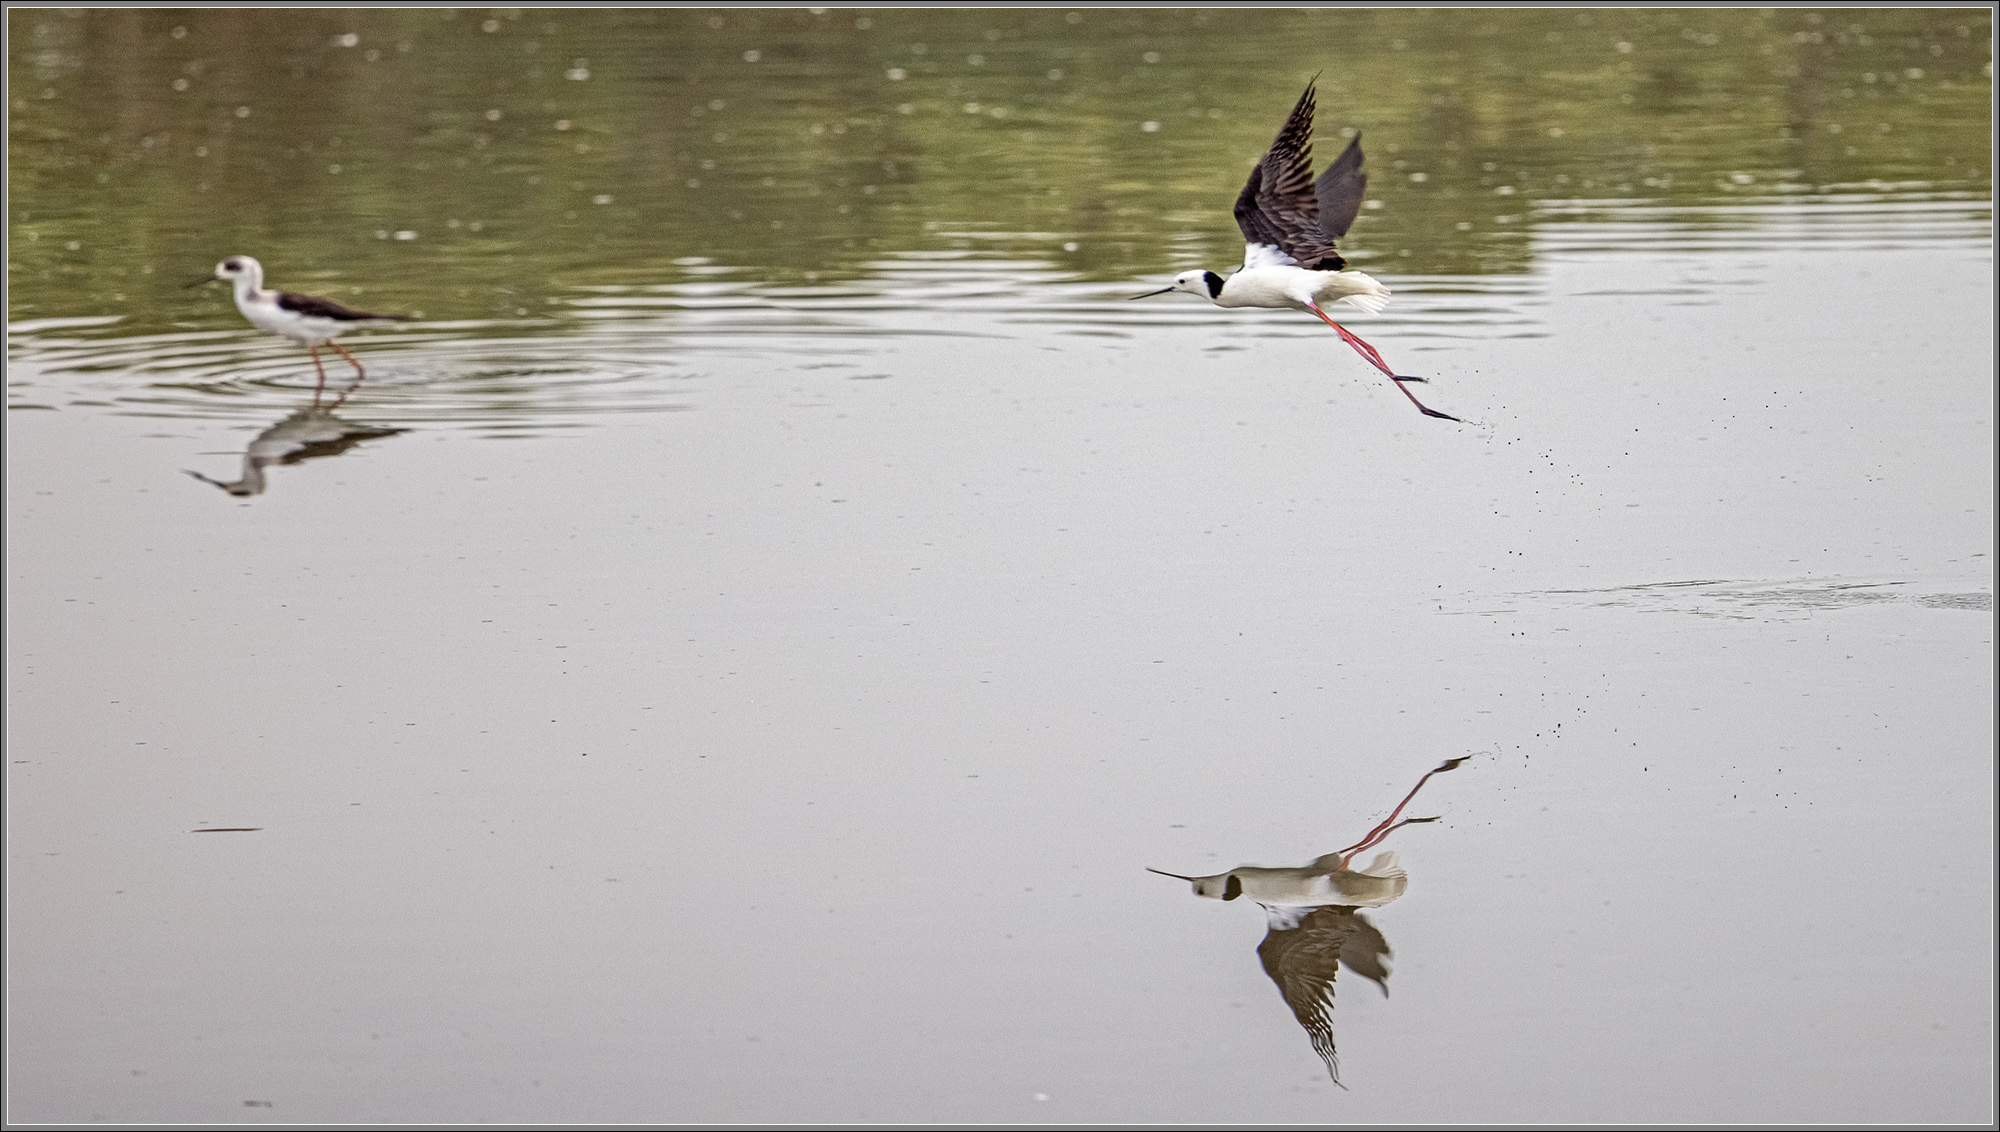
[183,394,406,498]
[1149,757,1469,1087]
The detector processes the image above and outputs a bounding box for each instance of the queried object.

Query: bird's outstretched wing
[1256,904,1392,1085]
[277,292,408,322]
[1315,132,1368,241]
[1232,81,1359,272]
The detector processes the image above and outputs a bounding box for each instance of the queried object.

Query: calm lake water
[8,8,1993,1125]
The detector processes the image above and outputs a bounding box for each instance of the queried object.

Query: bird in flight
[1133,81,1459,422]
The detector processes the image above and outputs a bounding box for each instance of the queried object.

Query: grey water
[8,9,1993,1124]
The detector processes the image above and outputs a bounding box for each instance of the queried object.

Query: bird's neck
[231,272,269,306]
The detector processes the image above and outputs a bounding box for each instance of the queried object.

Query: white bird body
[213,255,401,345]
[1170,850,1409,910]
[1197,262,1391,317]
[1149,757,1467,909]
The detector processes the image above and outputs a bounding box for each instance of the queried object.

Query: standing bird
[188,256,409,399]
[1132,81,1458,422]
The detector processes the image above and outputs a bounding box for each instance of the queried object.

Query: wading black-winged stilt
[1132,81,1458,422]
[188,256,409,399]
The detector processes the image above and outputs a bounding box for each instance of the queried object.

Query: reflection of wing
[1255,905,1392,1085]
[187,408,405,497]
[260,410,403,466]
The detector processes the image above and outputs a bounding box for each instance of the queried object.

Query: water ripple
[9,191,1988,433]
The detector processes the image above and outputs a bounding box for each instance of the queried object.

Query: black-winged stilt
[1132,81,1459,422]
[188,256,409,398]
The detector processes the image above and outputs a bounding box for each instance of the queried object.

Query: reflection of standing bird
[1257,903,1392,1086]
[185,406,404,497]
[188,256,409,399]
[1129,80,1459,421]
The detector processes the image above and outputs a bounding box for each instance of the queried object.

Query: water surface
[8,9,1993,1125]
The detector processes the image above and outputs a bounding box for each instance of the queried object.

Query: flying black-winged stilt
[187,256,409,398]
[1148,756,1466,1085]
[1132,81,1458,422]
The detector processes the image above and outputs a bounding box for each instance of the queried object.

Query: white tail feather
[1331,852,1408,907]
[1353,851,1404,880]
[1339,289,1389,315]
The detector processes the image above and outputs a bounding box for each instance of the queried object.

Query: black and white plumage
[1132,81,1459,422]
[189,255,409,396]
[1232,82,1368,273]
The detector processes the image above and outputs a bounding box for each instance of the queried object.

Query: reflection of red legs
[1334,756,1470,871]
[1307,305,1460,421]
[327,340,367,407]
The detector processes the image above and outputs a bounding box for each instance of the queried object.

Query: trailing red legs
[1334,756,1471,870]
[1308,304,1460,421]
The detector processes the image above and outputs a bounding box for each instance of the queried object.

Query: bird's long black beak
[184,275,221,289]
[1128,287,1174,301]
[1146,868,1198,880]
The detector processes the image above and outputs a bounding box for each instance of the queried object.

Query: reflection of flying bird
[1150,757,1467,1084]
[1148,756,1466,903]
[1130,80,1459,422]
[1257,903,1392,1085]
[185,406,404,497]
[188,256,410,398]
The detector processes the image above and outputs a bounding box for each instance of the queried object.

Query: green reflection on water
[9,8,1990,332]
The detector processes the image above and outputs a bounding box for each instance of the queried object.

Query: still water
[8,9,1993,1124]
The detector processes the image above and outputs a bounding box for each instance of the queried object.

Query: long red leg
[328,339,367,379]
[306,344,328,405]
[327,340,367,406]
[1334,757,1469,869]
[1306,305,1460,422]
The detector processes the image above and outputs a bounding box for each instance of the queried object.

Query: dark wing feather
[1336,909,1392,994]
[276,291,408,322]
[1232,82,1347,271]
[1256,905,1364,1085]
[1314,134,1368,241]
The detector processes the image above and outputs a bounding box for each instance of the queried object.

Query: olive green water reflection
[10,8,1990,333]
